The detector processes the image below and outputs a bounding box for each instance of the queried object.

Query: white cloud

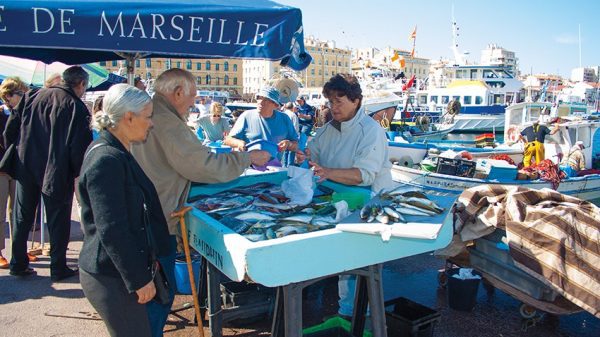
[555,34,579,44]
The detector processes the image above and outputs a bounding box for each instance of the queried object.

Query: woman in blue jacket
[77,84,173,337]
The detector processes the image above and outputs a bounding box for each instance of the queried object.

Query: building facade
[480,44,518,77]
[100,58,244,98]
[571,67,597,83]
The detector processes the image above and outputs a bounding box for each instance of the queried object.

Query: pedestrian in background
[282,101,300,136]
[196,102,230,143]
[0,77,30,269]
[78,83,169,337]
[4,66,92,279]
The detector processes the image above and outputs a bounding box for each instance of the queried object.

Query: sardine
[405,197,444,214]
[375,214,390,224]
[395,205,433,216]
[275,225,306,238]
[279,214,313,224]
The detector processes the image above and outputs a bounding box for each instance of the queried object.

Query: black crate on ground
[385,297,441,337]
[456,160,476,178]
[435,157,458,176]
[220,281,274,308]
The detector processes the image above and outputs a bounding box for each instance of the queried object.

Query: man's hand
[295,148,311,164]
[277,140,298,152]
[309,161,330,183]
[136,280,156,304]
[249,150,271,166]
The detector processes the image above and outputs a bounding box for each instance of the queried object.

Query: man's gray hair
[92,83,151,131]
[154,68,196,96]
[62,66,89,89]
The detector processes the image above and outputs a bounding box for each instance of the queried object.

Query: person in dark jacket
[4,66,93,279]
[78,83,172,337]
[0,77,29,269]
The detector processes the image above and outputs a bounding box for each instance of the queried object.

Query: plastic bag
[452,268,482,280]
[281,166,314,206]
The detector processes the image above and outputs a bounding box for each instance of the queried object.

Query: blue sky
[278,0,599,77]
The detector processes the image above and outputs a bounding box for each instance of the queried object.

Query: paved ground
[1,206,599,337]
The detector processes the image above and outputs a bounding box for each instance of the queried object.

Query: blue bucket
[386,131,398,141]
[174,254,201,295]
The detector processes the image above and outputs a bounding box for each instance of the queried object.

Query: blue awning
[0,0,311,70]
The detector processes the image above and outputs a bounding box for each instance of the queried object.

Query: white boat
[390,164,600,200]
[390,102,600,200]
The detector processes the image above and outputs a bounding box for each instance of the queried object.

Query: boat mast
[451,5,466,66]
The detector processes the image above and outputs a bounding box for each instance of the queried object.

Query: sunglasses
[212,114,221,117]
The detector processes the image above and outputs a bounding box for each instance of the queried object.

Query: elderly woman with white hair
[77,84,172,337]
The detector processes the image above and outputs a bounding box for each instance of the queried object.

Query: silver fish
[395,205,433,216]
[375,214,390,224]
[243,233,266,242]
[397,202,438,216]
[275,225,306,238]
[405,197,444,214]
[279,214,313,224]
[235,212,275,222]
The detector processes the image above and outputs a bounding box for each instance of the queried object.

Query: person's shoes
[51,267,79,282]
[0,256,8,269]
[9,267,37,277]
[27,253,38,262]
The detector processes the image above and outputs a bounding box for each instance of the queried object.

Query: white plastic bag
[281,166,314,206]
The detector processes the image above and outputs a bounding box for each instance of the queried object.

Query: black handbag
[142,197,172,305]
[0,143,17,178]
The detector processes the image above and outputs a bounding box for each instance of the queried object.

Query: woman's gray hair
[92,83,151,131]
[154,68,196,96]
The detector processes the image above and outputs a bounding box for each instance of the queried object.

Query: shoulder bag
[142,199,171,305]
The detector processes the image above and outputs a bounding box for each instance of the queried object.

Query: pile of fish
[189,182,340,242]
[359,185,445,224]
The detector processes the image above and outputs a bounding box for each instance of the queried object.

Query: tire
[519,303,537,319]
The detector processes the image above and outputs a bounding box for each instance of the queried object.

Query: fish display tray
[185,171,455,287]
[469,248,558,302]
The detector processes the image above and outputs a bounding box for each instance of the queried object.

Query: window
[419,96,427,105]
[224,75,229,85]
[233,64,237,72]
[111,60,118,67]
[186,60,192,70]
[325,60,329,66]
[99,61,106,66]
[233,77,237,85]
[475,96,483,104]
[166,59,171,70]
[206,61,211,70]
[196,62,201,70]
[338,61,342,66]
[196,76,202,85]
[442,96,450,104]
[224,61,229,71]
[430,95,438,103]
[135,59,140,67]
[146,72,151,79]
[206,75,211,85]
[146,59,152,67]
[176,61,181,68]
[463,96,472,105]
[452,96,460,102]
[215,63,220,71]
[311,80,315,86]
[311,69,315,75]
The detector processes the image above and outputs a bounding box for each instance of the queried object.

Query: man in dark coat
[4,66,92,280]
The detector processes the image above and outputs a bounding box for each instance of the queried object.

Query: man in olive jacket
[131,68,269,337]
[4,66,92,279]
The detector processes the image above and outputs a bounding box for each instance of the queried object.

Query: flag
[399,56,406,68]
[410,47,415,58]
[391,52,399,62]
[409,25,417,40]
[402,75,416,91]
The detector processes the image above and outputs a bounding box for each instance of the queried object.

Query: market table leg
[365,264,386,337]
[283,283,303,337]
[271,287,285,337]
[207,263,222,337]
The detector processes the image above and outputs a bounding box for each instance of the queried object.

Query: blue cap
[256,86,281,106]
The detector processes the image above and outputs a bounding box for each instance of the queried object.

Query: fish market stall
[184,171,456,337]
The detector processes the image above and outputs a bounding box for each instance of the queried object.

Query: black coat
[3,86,92,200]
[77,131,173,293]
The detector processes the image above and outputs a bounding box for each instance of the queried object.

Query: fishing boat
[390,102,600,200]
